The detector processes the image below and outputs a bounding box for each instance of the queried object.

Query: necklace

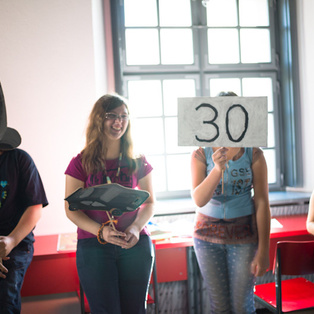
[103,152,122,184]
[232,148,243,161]
[222,148,242,194]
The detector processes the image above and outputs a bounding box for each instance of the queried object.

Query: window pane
[239,0,269,27]
[207,29,239,64]
[125,29,160,65]
[240,29,271,63]
[128,80,162,117]
[242,77,274,111]
[167,154,191,191]
[263,149,276,184]
[163,79,196,116]
[209,78,241,96]
[124,0,158,27]
[160,29,194,64]
[268,113,275,148]
[206,0,237,26]
[159,0,191,26]
[132,118,164,155]
[165,117,194,154]
[148,155,167,192]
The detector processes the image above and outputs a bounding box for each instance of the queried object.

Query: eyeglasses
[105,112,129,121]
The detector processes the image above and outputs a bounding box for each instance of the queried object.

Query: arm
[0,204,42,278]
[191,147,228,207]
[123,172,155,249]
[0,204,42,257]
[64,175,127,247]
[306,191,314,235]
[250,150,271,277]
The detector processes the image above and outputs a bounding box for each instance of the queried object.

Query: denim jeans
[194,238,257,314]
[0,242,34,314]
[77,235,154,314]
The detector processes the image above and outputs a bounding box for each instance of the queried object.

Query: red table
[21,234,78,297]
[153,237,193,282]
[269,215,314,269]
[21,214,313,297]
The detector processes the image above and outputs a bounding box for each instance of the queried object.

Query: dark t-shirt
[0,149,48,245]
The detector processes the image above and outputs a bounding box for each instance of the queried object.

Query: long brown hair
[81,94,136,174]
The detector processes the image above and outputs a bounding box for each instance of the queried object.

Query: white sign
[178,96,268,147]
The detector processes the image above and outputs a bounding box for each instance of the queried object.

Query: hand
[250,251,269,277]
[0,236,15,258]
[101,225,128,247]
[0,257,9,279]
[121,225,140,249]
[212,147,229,171]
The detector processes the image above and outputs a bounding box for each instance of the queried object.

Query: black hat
[0,82,21,150]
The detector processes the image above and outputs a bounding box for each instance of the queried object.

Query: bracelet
[97,223,107,245]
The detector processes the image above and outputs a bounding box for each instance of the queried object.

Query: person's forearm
[65,204,101,236]
[307,192,314,235]
[130,202,155,232]
[255,202,271,255]
[8,204,42,247]
[307,221,314,235]
[192,167,222,207]
[65,175,103,236]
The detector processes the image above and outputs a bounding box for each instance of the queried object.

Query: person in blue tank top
[191,91,271,314]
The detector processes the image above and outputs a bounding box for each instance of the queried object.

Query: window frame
[110,0,302,198]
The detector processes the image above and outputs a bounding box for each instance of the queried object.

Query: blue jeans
[0,242,34,314]
[194,238,257,314]
[77,235,154,314]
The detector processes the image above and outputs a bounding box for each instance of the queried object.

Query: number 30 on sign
[178,96,268,147]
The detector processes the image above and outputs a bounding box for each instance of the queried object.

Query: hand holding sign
[179,96,268,194]
[178,96,268,147]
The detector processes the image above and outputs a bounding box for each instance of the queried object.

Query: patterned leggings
[194,238,257,314]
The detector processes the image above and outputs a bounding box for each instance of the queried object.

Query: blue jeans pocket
[0,242,34,313]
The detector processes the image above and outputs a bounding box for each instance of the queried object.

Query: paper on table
[271,218,283,229]
[148,219,194,241]
[57,233,77,251]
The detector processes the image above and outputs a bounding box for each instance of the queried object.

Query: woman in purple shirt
[65,94,155,314]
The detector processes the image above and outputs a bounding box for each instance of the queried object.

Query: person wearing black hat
[0,83,48,313]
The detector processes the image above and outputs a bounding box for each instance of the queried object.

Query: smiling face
[103,104,129,142]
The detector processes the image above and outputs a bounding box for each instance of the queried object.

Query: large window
[111,0,301,199]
